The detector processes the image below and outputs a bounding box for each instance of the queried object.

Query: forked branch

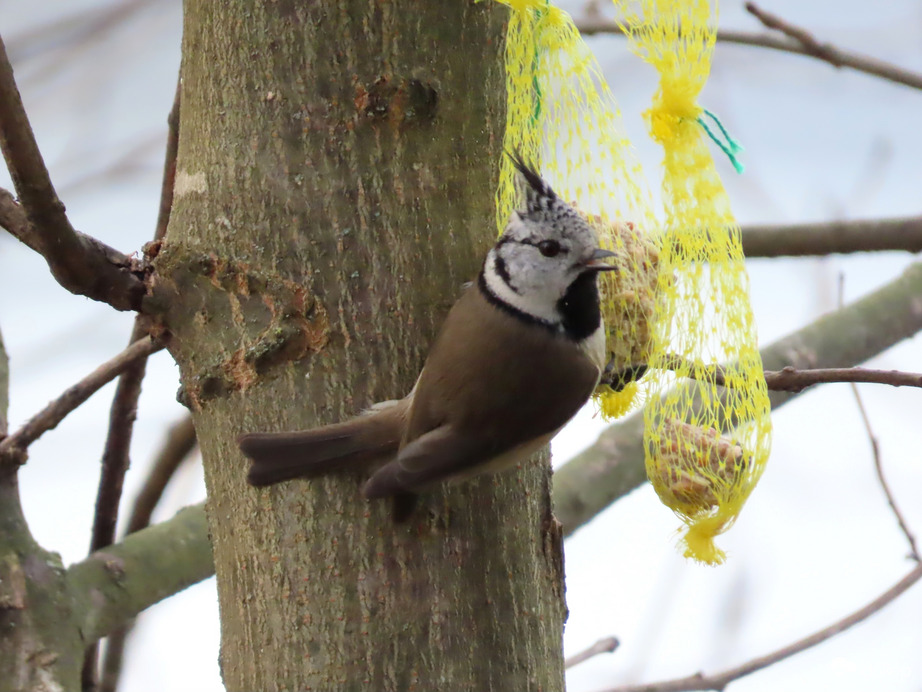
[0,34,145,311]
[576,10,922,91]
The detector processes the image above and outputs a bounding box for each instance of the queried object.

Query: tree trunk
[151,1,567,689]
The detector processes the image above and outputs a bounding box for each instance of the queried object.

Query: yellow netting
[622,0,772,564]
[494,0,659,418]
[494,0,773,564]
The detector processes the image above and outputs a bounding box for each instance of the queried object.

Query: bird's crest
[507,151,559,215]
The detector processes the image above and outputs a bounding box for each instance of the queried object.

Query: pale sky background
[1,1,921,691]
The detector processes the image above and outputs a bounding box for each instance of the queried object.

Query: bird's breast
[577,322,607,375]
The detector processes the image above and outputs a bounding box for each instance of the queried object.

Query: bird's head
[481,155,616,327]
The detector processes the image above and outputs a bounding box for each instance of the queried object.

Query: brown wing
[404,283,600,462]
[363,425,492,499]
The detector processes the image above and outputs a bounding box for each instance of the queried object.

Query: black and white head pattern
[480,155,606,340]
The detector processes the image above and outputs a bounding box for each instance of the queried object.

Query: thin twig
[764,366,922,392]
[0,337,162,466]
[82,325,151,691]
[89,324,152,554]
[154,81,180,242]
[99,416,197,692]
[603,563,922,692]
[835,273,921,563]
[574,17,922,92]
[741,216,922,258]
[745,2,849,67]
[126,416,196,536]
[4,0,155,63]
[651,355,922,393]
[0,35,145,311]
[744,2,922,90]
[86,81,182,692]
[565,636,620,669]
[849,372,920,561]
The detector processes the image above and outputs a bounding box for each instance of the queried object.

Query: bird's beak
[583,247,618,272]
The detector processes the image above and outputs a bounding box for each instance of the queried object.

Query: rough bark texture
[152,2,566,690]
[67,503,213,644]
[0,329,84,691]
[0,482,81,692]
[0,328,209,690]
[0,327,6,436]
[96,251,922,605]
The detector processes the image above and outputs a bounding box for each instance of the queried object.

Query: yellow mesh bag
[494,0,772,564]
[494,0,660,419]
[617,0,772,564]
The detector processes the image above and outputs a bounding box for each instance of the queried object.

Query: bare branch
[130,417,197,536]
[838,271,916,563]
[89,326,152,556]
[848,379,920,562]
[83,324,151,690]
[741,217,922,258]
[565,636,619,669]
[574,17,922,92]
[0,186,40,252]
[0,35,145,311]
[0,337,163,467]
[0,187,142,278]
[741,2,922,91]
[765,366,922,391]
[66,504,213,645]
[154,82,181,243]
[85,82,182,691]
[0,34,69,233]
[99,415,197,692]
[745,3,853,65]
[602,563,922,692]
[88,77,182,560]
[639,354,922,393]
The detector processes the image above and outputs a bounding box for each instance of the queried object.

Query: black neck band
[477,270,557,334]
[477,267,603,342]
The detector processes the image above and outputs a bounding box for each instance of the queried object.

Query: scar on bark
[151,252,329,409]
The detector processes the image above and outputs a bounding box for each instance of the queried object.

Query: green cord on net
[697,108,745,174]
[530,1,551,124]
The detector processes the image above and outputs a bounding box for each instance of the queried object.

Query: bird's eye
[537,239,562,257]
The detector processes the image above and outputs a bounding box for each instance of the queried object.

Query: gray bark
[151,2,567,690]
[0,328,82,690]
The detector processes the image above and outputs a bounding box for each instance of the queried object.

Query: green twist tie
[530,1,551,124]
[697,108,745,174]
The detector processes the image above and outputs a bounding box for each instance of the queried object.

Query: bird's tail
[239,403,406,487]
